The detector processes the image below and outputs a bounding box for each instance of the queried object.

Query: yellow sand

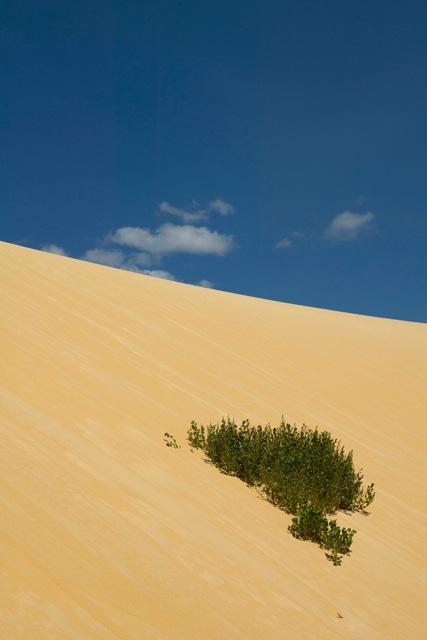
[0,240,426,639]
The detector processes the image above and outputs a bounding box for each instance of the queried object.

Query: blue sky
[2,0,426,321]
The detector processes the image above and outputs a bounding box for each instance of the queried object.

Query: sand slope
[0,240,426,639]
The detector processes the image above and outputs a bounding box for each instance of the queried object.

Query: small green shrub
[288,504,356,565]
[288,503,328,544]
[164,432,179,448]
[187,417,374,564]
[323,520,356,566]
[187,421,206,450]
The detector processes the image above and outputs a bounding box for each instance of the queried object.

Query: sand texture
[0,240,426,638]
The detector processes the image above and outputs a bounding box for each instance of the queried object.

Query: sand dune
[0,240,426,638]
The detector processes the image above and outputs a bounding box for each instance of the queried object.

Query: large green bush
[187,417,374,564]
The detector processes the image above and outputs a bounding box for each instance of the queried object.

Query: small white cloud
[125,252,152,267]
[325,211,375,241]
[274,237,292,249]
[142,269,176,281]
[41,244,67,256]
[82,248,154,274]
[208,198,235,216]
[274,230,305,249]
[159,198,235,222]
[198,279,215,288]
[159,202,208,223]
[83,248,176,280]
[83,248,126,267]
[108,223,234,257]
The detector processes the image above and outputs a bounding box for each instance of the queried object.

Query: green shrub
[288,505,356,565]
[187,417,374,564]
[188,417,374,514]
[187,421,206,450]
[322,520,356,566]
[164,432,179,448]
[288,503,328,543]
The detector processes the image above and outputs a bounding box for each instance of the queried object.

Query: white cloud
[159,202,208,223]
[82,247,154,273]
[208,198,235,216]
[125,252,152,267]
[141,269,176,281]
[108,223,234,257]
[325,211,375,241]
[274,230,305,249]
[82,247,176,280]
[41,244,67,256]
[274,237,292,249]
[198,279,215,288]
[159,198,235,222]
[83,248,126,267]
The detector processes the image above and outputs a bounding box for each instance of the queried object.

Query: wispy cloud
[274,237,292,249]
[140,269,176,281]
[83,248,127,267]
[274,231,304,249]
[108,223,234,257]
[82,247,176,280]
[83,247,150,268]
[198,279,215,288]
[158,202,208,223]
[159,198,235,223]
[41,244,67,256]
[325,211,375,241]
[208,198,235,216]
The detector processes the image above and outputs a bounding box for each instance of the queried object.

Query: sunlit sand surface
[0,241,426,638]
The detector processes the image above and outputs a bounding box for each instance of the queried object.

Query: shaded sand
[0,240,426,639]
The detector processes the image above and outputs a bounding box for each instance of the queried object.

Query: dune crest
[0,240,426,639]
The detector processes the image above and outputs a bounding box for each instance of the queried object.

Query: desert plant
[187,420,206,450]
[288,504,356,565]
[288,503,328,543]
[164,432,179,448]
[187,417,374,564]
[188,417,373,514]
[322,519,356,566]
